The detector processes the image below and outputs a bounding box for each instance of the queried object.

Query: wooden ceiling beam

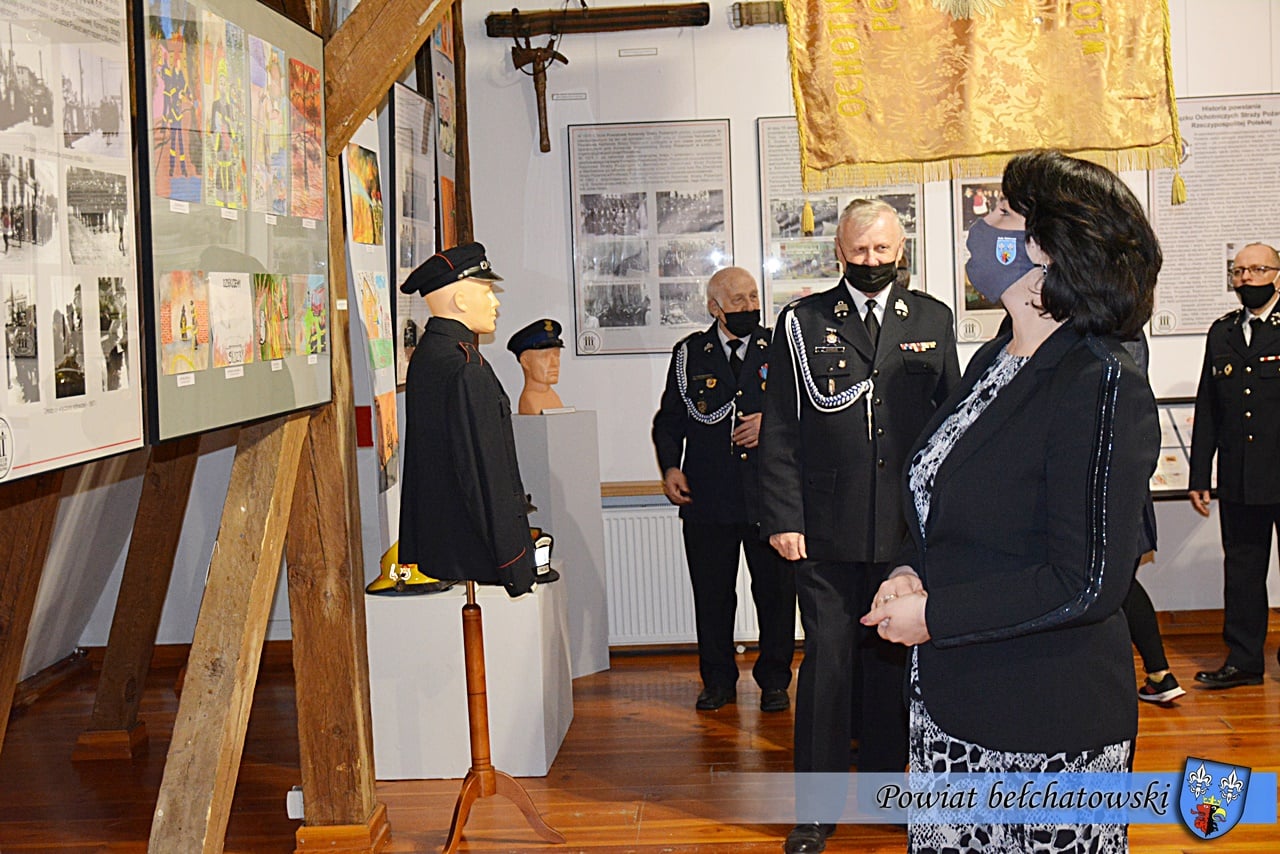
[485,3,710,39]
[323,0,451,156]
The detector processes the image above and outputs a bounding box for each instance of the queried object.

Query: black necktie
[1250,317,1265,347]
[864,299,880,346]
[728,338,743,377]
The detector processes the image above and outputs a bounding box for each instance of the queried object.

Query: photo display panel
[136,0,330,440]
[0,0,146,481]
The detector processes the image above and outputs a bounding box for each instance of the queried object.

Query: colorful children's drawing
[290,274,327,354]
[374,388,399,492]
[252,273,290,360]
[207,271,254,367]
[158,269,210,374]
[288,58,324,219]
[345,143,384,245]
[201,13,248,209]
[355,270,393,370]
[148,1,203,201]
[249,37,288,215]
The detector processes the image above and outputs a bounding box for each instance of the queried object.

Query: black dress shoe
[760,688,790,712]
[1194,664,1263,689]
[695,686,736,710]
[783,823,834,853]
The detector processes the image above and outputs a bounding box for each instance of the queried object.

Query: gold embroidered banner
[785,0,1183,194]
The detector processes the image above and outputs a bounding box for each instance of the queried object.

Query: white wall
[17,1,1280,680]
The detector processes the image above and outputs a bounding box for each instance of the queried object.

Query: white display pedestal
[512,411,610,677]
[366,569,573,779]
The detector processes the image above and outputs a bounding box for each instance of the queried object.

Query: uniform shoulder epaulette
[1215,308,1243,324]
[905,287,946,307]
[675,328,705,349]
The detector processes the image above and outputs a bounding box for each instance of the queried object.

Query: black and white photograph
[569,119,732,353]
[579,192,647,236]
[769,196,838,238]
[66,166,129,264]
[657,189,725,234]
[61,45,127,157]
[97,276,128,392]
[51,277,85,399]
[659,280,711,328]
[0,155,60,265]
[757,118,925,323]
[658,238,725,278]
[878,192,918,233]
[582,281,651,328]
[4,274,38,405]
[578,238,649,278]
[0,23,55,133]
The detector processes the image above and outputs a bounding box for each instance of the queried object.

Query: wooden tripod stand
[442,582,565,853]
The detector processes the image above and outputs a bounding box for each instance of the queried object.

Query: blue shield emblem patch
[995,236,1017,266]
[1179,756,1250,839]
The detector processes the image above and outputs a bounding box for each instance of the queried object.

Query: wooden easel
[443,581,564,853]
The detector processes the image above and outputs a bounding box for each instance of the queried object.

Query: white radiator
[603,505,763,646]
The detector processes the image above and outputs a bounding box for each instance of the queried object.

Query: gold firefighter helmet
[366,541,457,596]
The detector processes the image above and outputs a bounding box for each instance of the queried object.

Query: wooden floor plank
[1,633,1278,851]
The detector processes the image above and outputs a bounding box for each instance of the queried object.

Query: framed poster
[136,0,331,441]
[757,117,924,323]
[0,0,145,482]
[1149,94,1280,337]
[952,176,1011,343]
[568,119,733,355]
[388,83,436,388]
[432,9,458,249]
[1150,396,1212,499]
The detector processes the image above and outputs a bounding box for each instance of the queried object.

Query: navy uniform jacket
[652,323,771,525]
[1190,306,1280,505]
[759,282,960,563]
[399,316,537,596]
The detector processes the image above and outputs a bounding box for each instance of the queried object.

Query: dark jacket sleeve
[925,352,1157,646]
[1188,335,1218,492]
[652,343,687,474]
[446,364,536,597]
[933,317,961,408]
[758,306,805,537]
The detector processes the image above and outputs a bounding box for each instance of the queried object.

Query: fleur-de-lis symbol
[1219,769,1245,805]
[1188,763,1212,798]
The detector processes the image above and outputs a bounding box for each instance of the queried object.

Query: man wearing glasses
[1189,242,1280,688]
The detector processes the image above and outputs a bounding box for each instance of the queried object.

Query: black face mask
[843,261,898,294]
[1236,283,1277,311]
[719,308,759,338]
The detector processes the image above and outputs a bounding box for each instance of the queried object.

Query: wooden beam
[454,0,474,243]
[285,403,381,831]
[72,435,201,761]
[324,0,452,156]
[484,3,711,38]
[0,470,65,750]
[148,413,309,854]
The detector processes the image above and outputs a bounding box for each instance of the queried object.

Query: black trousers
[680,520,796,692]
[793,559,908,775]
[1124,572,1168,674]
[1219,500,1280,673]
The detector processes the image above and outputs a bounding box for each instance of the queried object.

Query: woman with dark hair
[861,150,1160,853]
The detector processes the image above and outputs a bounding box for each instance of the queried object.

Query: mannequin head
[424,277,500,334]
[519,347,561,387]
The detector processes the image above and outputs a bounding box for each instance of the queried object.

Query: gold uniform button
[877,459,885,467]
[872,369,880,377]
[1247,435,1255,442]
[736,390,743,397]
[874,398,882,406]
[1245,411,1252,418]
[740,452,748,460]
[1246,366,1253,373]
[876,427,884,436]
[1245,388,1252,395]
